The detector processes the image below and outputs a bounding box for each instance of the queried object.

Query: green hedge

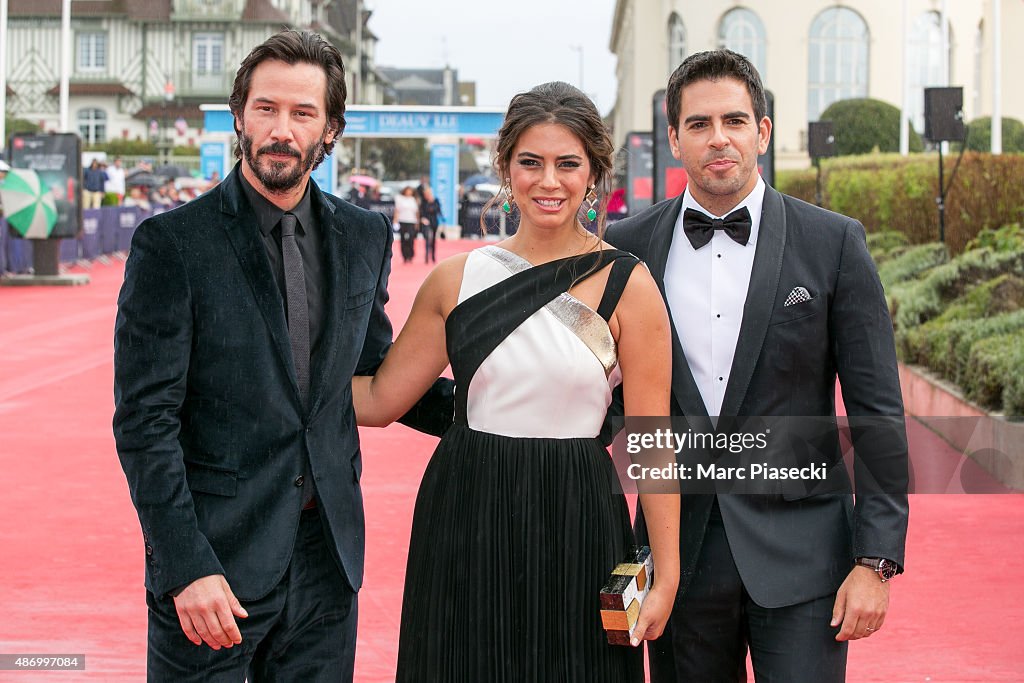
[888,248,1024,331]
[965,223,1024,252]
[774,153,1024,254]
[963,332,1024,412]
[876,242,948,290]
[1003,366,1024,416]
[899,277,1024,371]
[775,169,816,204]
[866,230,909,255]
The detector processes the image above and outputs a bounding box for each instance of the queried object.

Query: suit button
[294,475,305,487]
[145,544,154,556]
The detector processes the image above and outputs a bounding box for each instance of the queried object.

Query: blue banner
[430,144,459,229]
[200,142,226,181]
[309,151,336,195]
[345,109,503,138]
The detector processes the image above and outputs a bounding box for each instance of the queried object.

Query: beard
[240,128,328,194]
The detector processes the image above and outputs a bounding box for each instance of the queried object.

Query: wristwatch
[855,557,898,582]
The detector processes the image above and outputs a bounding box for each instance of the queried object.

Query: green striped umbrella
[0,168,58,238]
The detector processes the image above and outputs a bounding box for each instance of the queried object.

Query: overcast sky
[366,0,619,115]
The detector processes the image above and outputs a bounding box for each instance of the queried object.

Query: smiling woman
[350,80,679,682]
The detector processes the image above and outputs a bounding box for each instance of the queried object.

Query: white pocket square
[784,286,812,307]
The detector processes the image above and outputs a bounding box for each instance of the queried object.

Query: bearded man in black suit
[606,49,909,682]
[114,30,449,682]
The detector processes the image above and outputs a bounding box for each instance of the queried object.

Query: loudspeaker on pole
[808,121,836,159]
[924,87,965,142]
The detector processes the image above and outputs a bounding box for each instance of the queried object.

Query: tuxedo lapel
[219,173,300,404]
[308,189,349,415]
[719,186,787,417]
[645,195,709,421]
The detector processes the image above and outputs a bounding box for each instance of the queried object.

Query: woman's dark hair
[666,49,767,130]
[484,81,615,237]
[228,30,347,159]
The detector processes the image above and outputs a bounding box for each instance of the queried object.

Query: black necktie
[683,206,752,250]
[280,212,310,407]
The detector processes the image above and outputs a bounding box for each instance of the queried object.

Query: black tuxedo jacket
[114,167,405,601]
[607,186,909,607]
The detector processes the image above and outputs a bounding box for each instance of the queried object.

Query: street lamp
[570,45,584,92]
[161,81,175,165]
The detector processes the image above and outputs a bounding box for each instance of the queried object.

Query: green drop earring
[584,185,598,222]
[501,179,515,213]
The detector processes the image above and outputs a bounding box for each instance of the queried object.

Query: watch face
[878,559,898,581]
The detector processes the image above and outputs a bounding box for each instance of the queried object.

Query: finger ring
[865,627,877,632]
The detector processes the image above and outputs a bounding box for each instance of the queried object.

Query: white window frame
[192,32,226,92]
[908,11,949,134]
[77,31,107,73]
[719,8,766,77]
[807,7,870,123]
[77,108,107,145]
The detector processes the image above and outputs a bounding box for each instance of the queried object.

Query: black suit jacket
[114,167,406,601]
[606,186,909,607]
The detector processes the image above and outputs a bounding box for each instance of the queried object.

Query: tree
[961,117,1024,153]
[364,138,430,180]
[819,98,924,156]
[4,115,41,138]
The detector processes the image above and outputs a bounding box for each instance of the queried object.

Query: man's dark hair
[228,30,347,159]
[666,49,767,129]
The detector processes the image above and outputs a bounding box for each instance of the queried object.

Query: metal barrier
[459,200,519,237]
[2,204,633,273]
[1,206,150,274]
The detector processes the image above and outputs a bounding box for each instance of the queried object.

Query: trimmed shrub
[877,242,948,290]
[888,248,1024,331]
[4,115,40,135]
[867,231,910,256]
[963,332,1024,410]
[796,153,1024,253]
[899,275,1024,368]
[1004,369,1024,417]
[960,117,1024,154]
[965,223,1024,253]
[819,99,924,156]
[935,273,1024,323]
[775,169,816,205]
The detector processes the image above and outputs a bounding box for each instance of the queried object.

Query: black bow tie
[683,206,752,250]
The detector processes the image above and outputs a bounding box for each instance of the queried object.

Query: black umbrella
[126,172,160,188]
[154,164,190,180]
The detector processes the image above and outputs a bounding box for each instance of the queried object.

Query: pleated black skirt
[396,423,643,683]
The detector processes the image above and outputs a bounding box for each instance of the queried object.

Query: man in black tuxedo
[114,31,449,681]
[606,50,909,682]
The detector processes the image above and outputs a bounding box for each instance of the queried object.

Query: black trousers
[398,222,416,262]
[421,225,436,263]
[146,507,358,682]
[649,501,847,683]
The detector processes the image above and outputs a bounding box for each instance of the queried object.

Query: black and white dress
[396,245,644,683]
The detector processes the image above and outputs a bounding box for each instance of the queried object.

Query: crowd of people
[79,157,219,211]
[348,176,443,263]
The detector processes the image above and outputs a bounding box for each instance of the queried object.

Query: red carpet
[0,237,1022,681]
